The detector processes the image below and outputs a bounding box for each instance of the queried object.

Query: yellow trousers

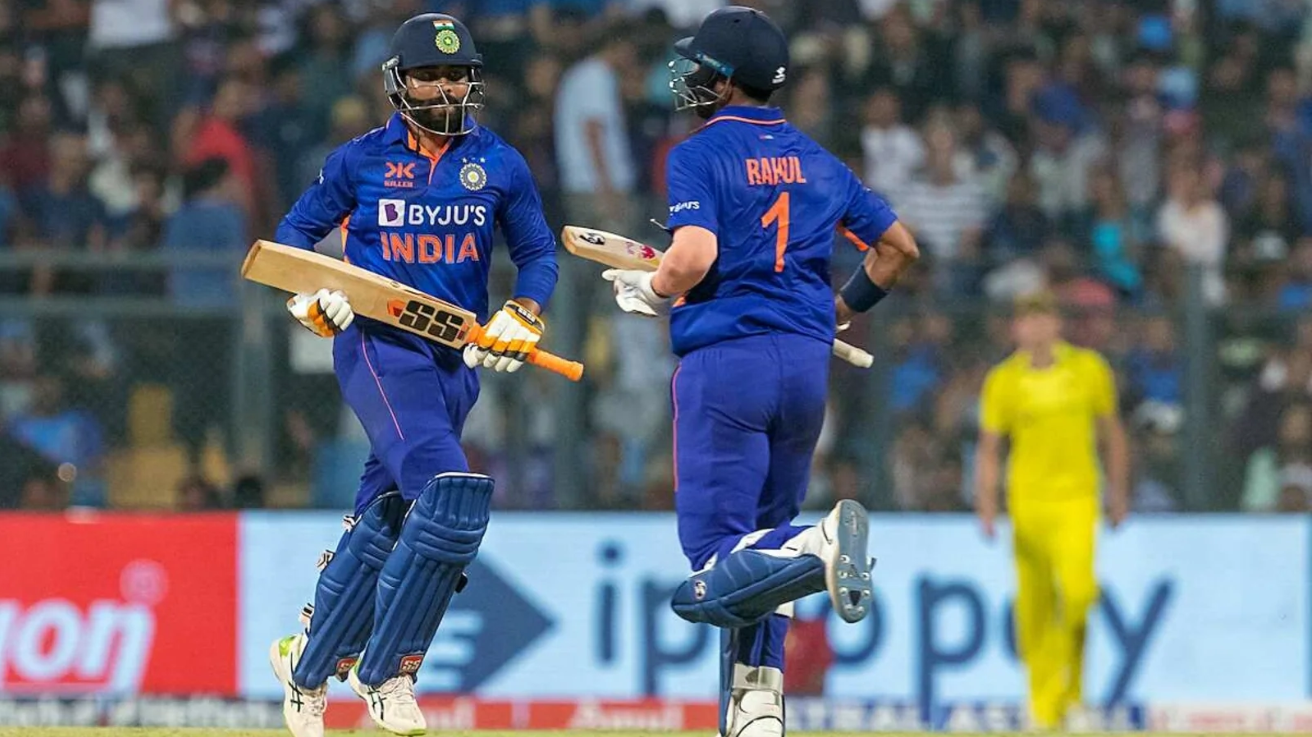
[1010,495,1099,729]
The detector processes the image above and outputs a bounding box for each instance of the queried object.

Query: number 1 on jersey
[762,191,790,272]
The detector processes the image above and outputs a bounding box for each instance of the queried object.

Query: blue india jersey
[664,105,897,356]
[275,113,558,323]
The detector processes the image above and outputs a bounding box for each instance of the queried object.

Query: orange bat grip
[466,324,584,381]
[527,348,584,381]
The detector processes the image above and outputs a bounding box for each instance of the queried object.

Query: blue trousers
[674,333,830,568]
[673,333,830,670]
[333,321,479,513]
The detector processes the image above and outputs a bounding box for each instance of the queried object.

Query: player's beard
[409,103,465,135]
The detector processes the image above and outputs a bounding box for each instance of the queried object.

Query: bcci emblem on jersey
[433,20,460,54]
[459,161,487,191]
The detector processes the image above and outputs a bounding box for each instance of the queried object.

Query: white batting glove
[287,288,354,337]
[462,300,545,373]
[602,269,670,317]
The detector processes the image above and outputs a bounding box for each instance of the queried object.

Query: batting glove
[288,288,354,337]
[463,300,545,373]
[602,269,670,317]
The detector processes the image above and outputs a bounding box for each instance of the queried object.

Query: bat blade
[561,226,663,271]
[241,240,583,381]
[561,225,876,370]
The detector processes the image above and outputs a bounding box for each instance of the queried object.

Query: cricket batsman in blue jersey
[603,8,919,737]
[265,14,558,737]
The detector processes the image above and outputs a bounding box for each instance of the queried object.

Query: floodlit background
[0,0,1309,732]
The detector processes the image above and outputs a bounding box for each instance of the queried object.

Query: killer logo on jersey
[433,20,460,54]
[459,161,487,191]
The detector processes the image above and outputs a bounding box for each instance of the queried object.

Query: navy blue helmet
[670,6,789,115]
[382,14,485,136]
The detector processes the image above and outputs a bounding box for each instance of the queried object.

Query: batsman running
[266,13,558,737]
[601,7,919,737]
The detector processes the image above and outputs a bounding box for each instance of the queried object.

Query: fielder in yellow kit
[974,291,1129,730]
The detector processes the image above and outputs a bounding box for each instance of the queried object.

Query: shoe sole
[825,499,873,623]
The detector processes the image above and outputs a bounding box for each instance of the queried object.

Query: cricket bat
[241,240,584,381]
[561,226,875,369]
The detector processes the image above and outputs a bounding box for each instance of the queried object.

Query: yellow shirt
[980,342,1116,501]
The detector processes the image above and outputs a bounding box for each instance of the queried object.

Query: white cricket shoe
[782,499,875,623]
[269,634,327,737]
[820,499,874,623]
[349,666,426,735]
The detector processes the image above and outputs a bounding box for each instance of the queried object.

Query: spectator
[891,121,989,291]
[1125,315,1184,406]
[87,0,180,130]
[553,25,638,234]
[1029,91,1106,230]
[984,171,1050,265]
[1,95,55,205]
[1243,403,1312,512]
[175,75,259,223]
[1086,167,1142,296]
[1276,239,1312,311]
[859,87,923,197]
[161,157,245,467]
[7,374,105,506]
[296,5,356,136]
[1130,400,1182,512]
[1157,160,1229,304]
[21,131,107,295]
[955,102,1017,205]
[162,157,246,307]
[176,474,224,511]
[863,9,942,123]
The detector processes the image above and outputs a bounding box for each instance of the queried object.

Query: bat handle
[527,347,585,381]
[833,339,874,369]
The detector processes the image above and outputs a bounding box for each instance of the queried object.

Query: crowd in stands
[1,0,1311,513]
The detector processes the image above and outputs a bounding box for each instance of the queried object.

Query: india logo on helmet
[433,20,460,54]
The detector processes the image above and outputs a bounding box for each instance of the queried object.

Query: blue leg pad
[357,472,493,685]
[672,550,825,628]
[293,491,408,688]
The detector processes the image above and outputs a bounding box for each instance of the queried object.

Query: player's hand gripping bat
[241,240,584,381]
[561,226,875,369]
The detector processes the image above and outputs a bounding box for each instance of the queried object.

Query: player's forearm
[867,221,919,289]
[1101,416,1130,504]
[511,257,558,313]
[652,226,717,296]
[974,433,1001,513]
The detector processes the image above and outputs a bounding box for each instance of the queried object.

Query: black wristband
[840,266,889,313]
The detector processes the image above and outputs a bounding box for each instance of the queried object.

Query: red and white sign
[0,513,238,694]
[1150,704,1312,733]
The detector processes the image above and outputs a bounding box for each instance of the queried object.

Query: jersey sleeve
[498,148,559,309]
[838,164,898,249]
[1087,352,1117,418]
[979,365,1012,435]
[275,144,357,249]
[665,142,718,233]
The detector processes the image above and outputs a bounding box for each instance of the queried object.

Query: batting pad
[672,550,826,628]
[294,491,408,688]
[357,472,493,686]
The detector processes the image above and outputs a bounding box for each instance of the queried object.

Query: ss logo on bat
[397,300,466,343]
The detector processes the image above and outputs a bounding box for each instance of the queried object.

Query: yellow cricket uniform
[980,341,1116,728]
